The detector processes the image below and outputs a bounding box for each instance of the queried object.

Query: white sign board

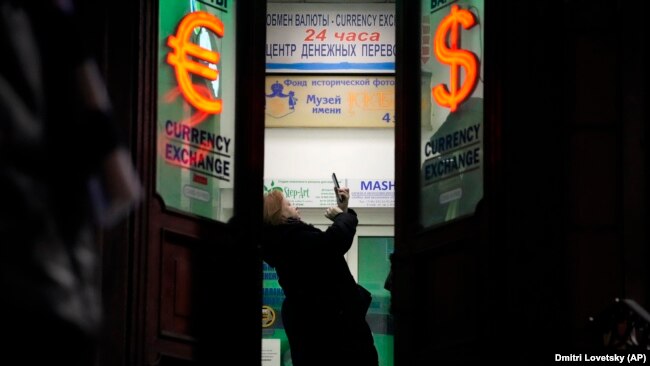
[264,178,394,208]
[261,339,281,366]
[266,3,395,73]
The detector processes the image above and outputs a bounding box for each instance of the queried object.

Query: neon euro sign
[166,11,224,114]
[432,5,479,112]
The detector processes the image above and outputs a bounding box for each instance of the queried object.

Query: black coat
[0,2,135,364]
[262,209,378,366]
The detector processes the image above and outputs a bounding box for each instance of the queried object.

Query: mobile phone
[332,173,343,202]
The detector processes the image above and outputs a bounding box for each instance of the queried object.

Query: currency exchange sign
[157,2,236,222]
[167,11,224,114]
[420,1,484,228]
[432,4,478,112]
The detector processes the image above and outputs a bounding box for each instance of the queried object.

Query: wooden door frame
[394,1,500,364]
[98,1,268,365]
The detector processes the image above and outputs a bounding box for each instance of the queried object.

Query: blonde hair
[263,190,285,225]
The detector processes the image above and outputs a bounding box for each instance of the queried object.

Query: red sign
[432,5,479,112]
[167,11,224,114]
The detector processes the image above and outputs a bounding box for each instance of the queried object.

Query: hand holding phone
[332,173,343,203]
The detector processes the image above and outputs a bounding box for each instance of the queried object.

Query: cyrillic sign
[266,3,395,73]
[265,76,394,128]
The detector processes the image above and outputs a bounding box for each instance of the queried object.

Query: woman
[262,187,378,366]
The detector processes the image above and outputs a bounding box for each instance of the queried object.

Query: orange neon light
[432,5,479,112]
[167,11,224,114]
[162,84,220,168]
[164,84,212,126]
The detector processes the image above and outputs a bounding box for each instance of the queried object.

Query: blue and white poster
[266,3,395,73]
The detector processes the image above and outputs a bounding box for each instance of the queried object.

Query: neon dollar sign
[432,5,479,112]
[167,11,224,114]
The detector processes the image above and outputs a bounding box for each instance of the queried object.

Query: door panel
[97,0,265,365]
[138,1,267,365]
[394,2,490,365]
[160,230,199,341]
